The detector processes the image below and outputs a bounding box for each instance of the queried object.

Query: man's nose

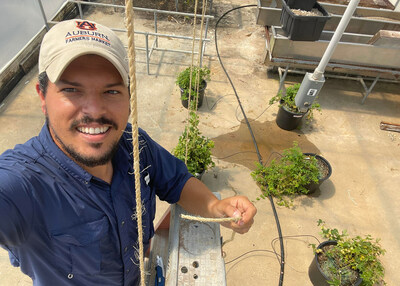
[81,93,106,117]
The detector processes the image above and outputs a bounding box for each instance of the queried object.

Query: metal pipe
[313,0,360,80]
[111,28,210,42]
[145,33,150,75]
[201,0,213,66]
[37,0,50,31]
[136,47,207,56]
[154,12,159,47]
[78,2,83,19]
[69,1,213,19]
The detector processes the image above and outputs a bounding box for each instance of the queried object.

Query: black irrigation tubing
[214,4,286,286]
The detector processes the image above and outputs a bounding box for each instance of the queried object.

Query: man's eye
[106,90,120,95]
[62,88,77,93]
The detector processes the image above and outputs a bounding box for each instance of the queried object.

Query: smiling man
[0,20,256,286]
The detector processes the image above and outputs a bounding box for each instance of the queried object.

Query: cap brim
[46,47,129,87]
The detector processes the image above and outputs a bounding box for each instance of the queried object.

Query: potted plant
[173,111,215,179]
[309,220,386,286]
[175,66,210,109]
[269,83,321,131]
[251,142,331,207]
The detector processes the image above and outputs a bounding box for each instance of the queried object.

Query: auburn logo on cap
[75,21,97,31]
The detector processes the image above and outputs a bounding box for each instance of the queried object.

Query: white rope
[124,1,145,285]
[181,214,242,223]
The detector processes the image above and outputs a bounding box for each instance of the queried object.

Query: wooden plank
[368,30,400,48]
[320,0,395,10]
[380,121,400,133]
[146,207,171,285]
[146,229,170,285]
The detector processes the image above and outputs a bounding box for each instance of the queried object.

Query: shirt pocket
[51,216,109,275]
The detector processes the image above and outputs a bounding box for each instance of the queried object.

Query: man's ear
[36,83,47,116]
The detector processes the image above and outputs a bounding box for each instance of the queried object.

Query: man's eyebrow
[58,80,82,86]
[105,82,125,88]
[58,80,124,88]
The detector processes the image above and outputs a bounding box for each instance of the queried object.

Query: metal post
[360,76,379,104]
[37,0,50,31]
[78,2,84,19]
[175,0,179,12]
[312,0,361,80]
[277,65,289,95]
[154,12,159,47]
[145,33,150,75]
[201,0,213,67]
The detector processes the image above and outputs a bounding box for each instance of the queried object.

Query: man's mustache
[70,116,118,131]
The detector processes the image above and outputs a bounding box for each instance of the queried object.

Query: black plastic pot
[280,0,331,41]
[287,0,316,11]
[309,241,362,286]
[180,81,206,109]
[303,153,332,194]
[276,101,306,131]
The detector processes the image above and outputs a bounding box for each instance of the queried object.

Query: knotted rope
[124,1,145,285]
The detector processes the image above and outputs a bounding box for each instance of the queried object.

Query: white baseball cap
[39,19,129,86]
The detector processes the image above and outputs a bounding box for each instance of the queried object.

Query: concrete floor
[1,0,400,285]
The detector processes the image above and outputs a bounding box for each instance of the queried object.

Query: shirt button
[121,221,125,226]
[126,269,130,274]
[67,273,73,279]
[124,246,128,253]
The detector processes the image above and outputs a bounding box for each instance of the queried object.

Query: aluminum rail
[42,0,214,74]
[70,0,214,19]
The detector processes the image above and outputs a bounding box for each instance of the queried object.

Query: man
[0,19,256,285]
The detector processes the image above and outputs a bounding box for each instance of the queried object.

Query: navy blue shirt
[0,124,192,285]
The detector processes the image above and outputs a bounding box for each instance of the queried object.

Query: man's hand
[210,196,257,234]
[178,178,257,234]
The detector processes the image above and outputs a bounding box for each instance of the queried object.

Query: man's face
[37,55,130,168]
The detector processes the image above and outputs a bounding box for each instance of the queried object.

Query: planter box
[280,0,331,41]
[287,0,316,11]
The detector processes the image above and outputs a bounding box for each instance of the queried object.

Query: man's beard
[47,116,120,168]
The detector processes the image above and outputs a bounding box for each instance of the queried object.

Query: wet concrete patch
[212,119,320,170]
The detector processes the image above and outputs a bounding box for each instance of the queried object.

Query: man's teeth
[78,126,110,135]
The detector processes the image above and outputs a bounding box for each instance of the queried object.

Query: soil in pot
[309,241,362,286]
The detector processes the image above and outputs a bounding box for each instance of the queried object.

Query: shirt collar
[38,124,93,183]
[37,123,132,184]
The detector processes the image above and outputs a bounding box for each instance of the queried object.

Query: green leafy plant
[173,111,215,176]
[311,219,386,286]
[269,83,321,121]
[176,66,210,109]
[251,142,320,207]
